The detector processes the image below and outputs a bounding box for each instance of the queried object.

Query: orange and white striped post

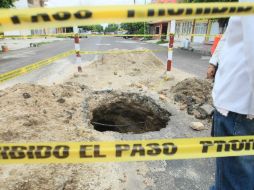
[155,0,176,80]
[74,33,82,72]
[167,20,175,73]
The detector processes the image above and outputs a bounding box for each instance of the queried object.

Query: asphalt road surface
[0,37,214,189]
[0,37,209,77]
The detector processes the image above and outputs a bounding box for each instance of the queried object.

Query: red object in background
[74,35,79,44]
[211,35,222,55]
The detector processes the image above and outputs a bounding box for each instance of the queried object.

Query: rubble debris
[23,92,31,99]
[171,78,213,119]
[57,98,66,103]
[190,122,207,131]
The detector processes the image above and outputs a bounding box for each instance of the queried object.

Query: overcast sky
[46,0,152,7]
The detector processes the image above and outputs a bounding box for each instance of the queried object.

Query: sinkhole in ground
[91,94,171,134]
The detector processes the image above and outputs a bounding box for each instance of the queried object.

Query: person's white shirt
[212,0,254,116]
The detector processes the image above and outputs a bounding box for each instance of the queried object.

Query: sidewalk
[145,39,212,56]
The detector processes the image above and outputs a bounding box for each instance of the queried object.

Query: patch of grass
[156,40,169,44]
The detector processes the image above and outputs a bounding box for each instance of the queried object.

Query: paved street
[0,37,210,77]
[0,37,214,189]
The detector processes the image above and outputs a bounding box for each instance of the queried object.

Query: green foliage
[120,23,149,34]
[92,25,104,32]
[0,0,15,8]
[79,25,103,32]
[104,24,119,33]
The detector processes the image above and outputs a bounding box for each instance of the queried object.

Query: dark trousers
[211,110,254,190]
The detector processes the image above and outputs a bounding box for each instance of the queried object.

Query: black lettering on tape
[127,10,135,18]
[130,144,145,157]
[229,7,237,13]
[237,6,252,13]
[158,9,165,16]
[196,8,203,14]
[94,145,106,158]
[200,141,213,153]
[53,12,71,21]
[74,10,92,19]
[53,145,69,159]
[9,146,26,159]
[11,16,21,24]
[186,8,193,15]
[204,8,211,14]
[148,9,155,17]
[212,7,228,14]
[80,145,93,158]
[167,8,184,15]
[0,147,9,159]
[214,141,230,152]
[27,146,35,159]
[162,143,177,155]
[243,139,254,150]
[229,140,244,151]
[31,14,51,23]
[35,146,51,159]
[115,144,130,157]
[147,143,161,156]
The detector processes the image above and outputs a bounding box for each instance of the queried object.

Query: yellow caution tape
[0,34,167,39]
[0,2,254,32]
[0,136,254,164]
[79,49,164,55]
[0,49,162,83]
[0,33,219,39]
[0,50,74,83]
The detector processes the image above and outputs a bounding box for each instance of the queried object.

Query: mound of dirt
[0,50,195,190]
[171,78,214,119]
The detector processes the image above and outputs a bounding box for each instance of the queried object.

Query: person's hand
[207,64,216,79]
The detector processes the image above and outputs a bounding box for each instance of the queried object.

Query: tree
[0,0,15,8]
[92,25,104,33]
[185,0,237,32]
[79,25,103,32]
[120,23,149,34]
[105,24,119,33]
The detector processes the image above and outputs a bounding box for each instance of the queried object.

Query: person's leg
[212,110,254,190]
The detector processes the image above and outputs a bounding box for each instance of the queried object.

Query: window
[194,23,207,34]
[155,26,160,34]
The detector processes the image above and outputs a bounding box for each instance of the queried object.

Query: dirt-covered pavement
[0,50,214,190]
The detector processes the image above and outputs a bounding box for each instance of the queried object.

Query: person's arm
[207,31,227,79]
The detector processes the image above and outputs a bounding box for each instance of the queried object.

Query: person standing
[209,0,254,189]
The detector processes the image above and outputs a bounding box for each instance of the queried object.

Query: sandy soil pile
[70,49,194,93]
[170,78,214,119]
[0,50,195,190]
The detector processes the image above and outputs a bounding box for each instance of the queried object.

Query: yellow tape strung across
[0,2,254,32]
[0,33,219,39]
[0,34,167,39]
[79,49,164,55]
[0,50,74,83]
[0,49,163,83]
[0,136,254,164]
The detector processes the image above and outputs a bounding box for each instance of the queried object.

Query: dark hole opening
[91,100,170,134]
